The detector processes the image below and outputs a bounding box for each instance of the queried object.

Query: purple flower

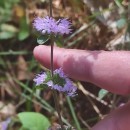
[33,16,58,34]
[33,72,47,86]
[57,19,72,35]
[1,118,11,130]
[34,68,77,97]
[33,16,71,35]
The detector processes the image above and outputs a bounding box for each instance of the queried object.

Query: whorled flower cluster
[33,68,77,97]
[33,16,72,35]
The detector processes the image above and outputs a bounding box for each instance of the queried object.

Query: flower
[33,16,71,35]
[33,72,47,86]
[33,16,58,34]
[57,18,72,35]
[1,118,11,130]
[33,68,77,97]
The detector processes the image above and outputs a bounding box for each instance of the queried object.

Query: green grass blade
[66,97,82,130]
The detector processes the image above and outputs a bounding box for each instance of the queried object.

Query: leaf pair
[37,35,64,47]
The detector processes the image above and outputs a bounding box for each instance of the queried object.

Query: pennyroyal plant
[33,16,77,98]
[33,0,77,129]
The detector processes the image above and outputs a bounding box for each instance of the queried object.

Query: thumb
[92,102,130,130]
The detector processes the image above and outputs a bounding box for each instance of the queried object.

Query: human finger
[33,45,130,95]
[92,102,130,130]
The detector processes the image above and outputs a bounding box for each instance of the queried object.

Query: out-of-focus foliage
[0,0,30,40]
[0,0,20,22]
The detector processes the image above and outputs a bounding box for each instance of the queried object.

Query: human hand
[33,45,130,130]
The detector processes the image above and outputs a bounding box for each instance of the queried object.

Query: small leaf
[37,35,50,44]
[0,0,5,7]
[115,0,123,4]
[98,89,108,99]
[18,17,30,41]
[53,74,65,86]
[116,18,126,29]
[1,24,18,32]
[18,112,50,130]
[35,84,48,90]
[0,31,16,39]
[115,0,123,7]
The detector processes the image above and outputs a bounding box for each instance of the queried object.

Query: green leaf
[114,0,124,9]
[44,70,65,86]
[98,89,108,99]
[1,24,18,32]
[53,74,65,86]
[0,31,16,39]
[0,0,5,7]
[37,35,50,44]
[18,17,30,41]
[116,18,127,29]
[115,0,123,4]
[0,24,18,39]
[34,84,48,90]
[18,112,50,130]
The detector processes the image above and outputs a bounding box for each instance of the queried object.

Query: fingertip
[33,45,44,57]
[33,45,51,60]
[33,45,57,69]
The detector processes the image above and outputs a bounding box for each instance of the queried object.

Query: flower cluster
[1,118,11,130]
[33,16,72,35]
[34,68,77,97]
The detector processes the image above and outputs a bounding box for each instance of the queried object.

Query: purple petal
[1,118,11,130]
[33,72,47,86]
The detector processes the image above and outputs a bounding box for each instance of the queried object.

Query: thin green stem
[50,38,54,75]
[53,91,64,129]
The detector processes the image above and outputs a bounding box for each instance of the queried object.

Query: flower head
[34,68,77,97]
[1,118,11,130]
[33,16,58,34]
[57,18,72,35]
[33,16,72,35]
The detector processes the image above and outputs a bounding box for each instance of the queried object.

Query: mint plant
[33,0,77,130]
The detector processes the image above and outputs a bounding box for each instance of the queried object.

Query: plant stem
[49,0,64,129]
[50,37,64,130]
[52,90,64,130]
[49,0,52,17]
[49,0,53,75]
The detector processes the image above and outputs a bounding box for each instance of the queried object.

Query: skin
[33,45,130,130]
